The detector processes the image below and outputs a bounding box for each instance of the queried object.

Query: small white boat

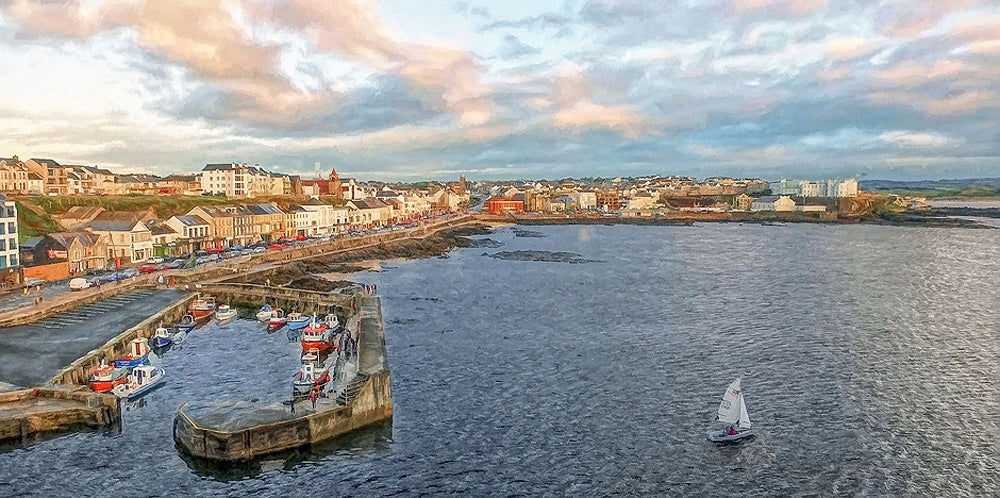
[707,378,754,443]
[255,304,274,322]
[216,304,238,324]
[112,365,165,400]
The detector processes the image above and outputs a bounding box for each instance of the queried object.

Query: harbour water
[1,223,998,496]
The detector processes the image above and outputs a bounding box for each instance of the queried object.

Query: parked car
[252,247,266,254]
[146,256,164,264]
[168,259,186,269]
[119,268,138,278]
[69,278,91,291]
[139,265,159,274]
[24,277,45,287]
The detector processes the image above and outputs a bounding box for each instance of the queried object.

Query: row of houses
[0,156,472,206]
[20,194,442,272]
[478,176,859,214]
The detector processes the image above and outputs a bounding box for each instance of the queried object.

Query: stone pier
[172,294,392,462]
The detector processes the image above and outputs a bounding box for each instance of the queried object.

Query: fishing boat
[112,365,165,400]
[300,314,335,354]
[255,304,274,322]
[707,378,754,443]
[292,361,331,395]
[175,314,197,333]
[286,312,311,331]
[113,338,151,369]
[151,327,173,349]
[268,308,287,328]
[215,304,238,324]
[188,295,217,319]
[88,361,128,393]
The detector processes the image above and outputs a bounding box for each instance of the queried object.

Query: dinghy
[707,378,754,443]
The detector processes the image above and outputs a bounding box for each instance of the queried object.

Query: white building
[298,199,350,235]
[0,194,19,269]
[750,195,797,212]
[201,163,287,198]
[347,199,393,229]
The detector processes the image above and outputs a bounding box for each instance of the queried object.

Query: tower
[328,168,342,198]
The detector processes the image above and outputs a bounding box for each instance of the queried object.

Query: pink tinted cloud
[265,0,493,126]
[826,37,879,60]
[875,0,984,37]
[6,0,329,125]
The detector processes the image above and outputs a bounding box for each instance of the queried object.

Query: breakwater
[172,294,391,462]
[0,386,119,446]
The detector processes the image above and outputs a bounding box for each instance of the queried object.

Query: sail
[717,378,741,424]
[738,393,751,429]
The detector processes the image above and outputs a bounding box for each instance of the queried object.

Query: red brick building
[485,196,525,214]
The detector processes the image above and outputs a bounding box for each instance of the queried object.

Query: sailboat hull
[707,429,754,443]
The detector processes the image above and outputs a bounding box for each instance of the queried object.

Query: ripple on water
[0,224,998,496]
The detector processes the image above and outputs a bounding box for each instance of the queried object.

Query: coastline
[488,211,996,229]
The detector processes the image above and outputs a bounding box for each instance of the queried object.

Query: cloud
[731,0,829,17]
[827,37,879,60]
[266,0,493,126]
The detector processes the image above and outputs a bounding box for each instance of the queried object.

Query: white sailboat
[707,378,754,442]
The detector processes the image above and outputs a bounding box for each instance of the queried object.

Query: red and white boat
[293,361,331,395]
[188,295,217,319]
[268,308,287,328]
[300,314,335,353]
[89,361,128,393]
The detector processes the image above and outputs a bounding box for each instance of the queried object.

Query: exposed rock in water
[512,228,545,237]
[467,237,503,248]
[488,250,598,263]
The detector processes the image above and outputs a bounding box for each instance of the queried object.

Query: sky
[1,0,999,182]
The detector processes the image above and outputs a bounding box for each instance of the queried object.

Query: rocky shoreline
[233,224,496,291]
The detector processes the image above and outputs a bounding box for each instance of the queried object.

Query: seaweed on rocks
[488,250,598,263]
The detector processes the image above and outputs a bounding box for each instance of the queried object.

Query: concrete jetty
[172,294,392,462]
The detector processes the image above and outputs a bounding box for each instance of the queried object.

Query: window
[9,238,15,250]
[0,256,6,268]
[10,255,17,266]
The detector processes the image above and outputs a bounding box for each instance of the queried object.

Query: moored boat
[215,304,238,324]
[255,304,274,322]
[114,338,151,369]
[300,314,335,353]
[175,314,197,333]
[112,365,165,400]
[151,327,173,349]
[188,295,217,319]
[88,361,128,393]
[268,308,287,328]
[707,378,755,443]
[292,361,331,395]
[286,312,310,331]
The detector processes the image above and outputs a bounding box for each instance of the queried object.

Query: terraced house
[0,156,30,194]
[85,212,154,265]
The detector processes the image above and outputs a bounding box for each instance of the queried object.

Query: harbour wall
[0,279,158,328]
[0,386,119,445]
[194,283,356,318]
[48,293,196,387]
[173,294,392,462]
